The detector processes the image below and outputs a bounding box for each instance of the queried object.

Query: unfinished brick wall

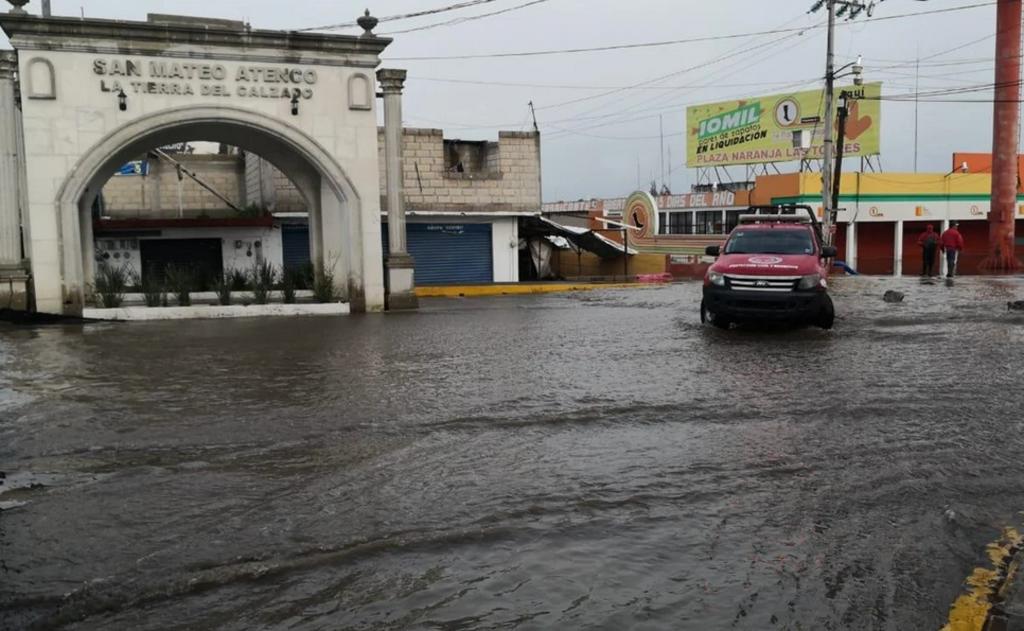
[102,128,542,220]
[242,153,307,213]
[101,154,245,219]
[378,128,541,213]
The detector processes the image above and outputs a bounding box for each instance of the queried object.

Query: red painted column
[982,0,1023,272]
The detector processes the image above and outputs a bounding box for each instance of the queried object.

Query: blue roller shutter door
[281,224,311,270]
[383,223,493,284]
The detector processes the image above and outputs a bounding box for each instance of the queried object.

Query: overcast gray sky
[0,0,1003,201]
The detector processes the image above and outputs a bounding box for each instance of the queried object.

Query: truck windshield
[724,229,815,255]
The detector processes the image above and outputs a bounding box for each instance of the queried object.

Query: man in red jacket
[940,222,965,278]
[917,224,939,277]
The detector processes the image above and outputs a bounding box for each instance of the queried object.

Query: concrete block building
[96,127,541,287]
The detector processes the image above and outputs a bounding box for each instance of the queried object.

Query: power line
[544,52,823,139]
[383,0,552,35]
[407,13,821,133]
[389,22,819,61]
[870,32,996,68]
[544,5,1007,143]
[298,0,502,32]
[541,27,825,137]
[406,76,820,91]
[863,78,1024,101]
[384,1,995,61]
[535,31,800,112]
[405,2,1003,140]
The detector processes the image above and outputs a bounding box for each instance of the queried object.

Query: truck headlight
[708,271,726,287]
[797,274,825,290]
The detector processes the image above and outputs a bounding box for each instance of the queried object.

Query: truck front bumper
[702,286,828,321]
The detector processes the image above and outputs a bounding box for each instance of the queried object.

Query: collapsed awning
[522,216,637,259]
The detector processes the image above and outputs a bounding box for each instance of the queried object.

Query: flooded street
[2,277,1024,630]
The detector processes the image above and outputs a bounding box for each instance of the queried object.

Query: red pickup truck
[700,207,836,330]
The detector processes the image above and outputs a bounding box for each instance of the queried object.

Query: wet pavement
[2,276,1024,630]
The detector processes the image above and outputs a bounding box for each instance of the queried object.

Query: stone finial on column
[6,0,30,15]
[357,9,379,37]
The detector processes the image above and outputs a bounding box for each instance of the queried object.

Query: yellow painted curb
[415,283,642,298]
[942,527,1023,631]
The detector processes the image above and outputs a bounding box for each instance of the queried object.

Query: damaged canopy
[523,216,637,259]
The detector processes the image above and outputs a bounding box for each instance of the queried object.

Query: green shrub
[228,268,248,292]
[164,265,194,307]
[141,274,165,307]
[281,266,303,304]
[94,263,131,308]
[212,272,233,306]
[249,260,277,305]
[297,262,314,290]
[312,259,336,304]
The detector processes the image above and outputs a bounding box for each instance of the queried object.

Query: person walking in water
[940,222,965,278]
[917,224,939,277]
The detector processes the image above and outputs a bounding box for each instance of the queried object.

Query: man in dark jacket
[940,222,965,278]
[917,224,939,277]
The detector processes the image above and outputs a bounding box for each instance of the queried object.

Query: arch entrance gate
[0,9,414,315]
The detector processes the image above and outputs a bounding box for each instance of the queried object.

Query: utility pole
[820,0,837,244]
[659,115,665,192]
[667,145,673,194]
[914,52,920,172]
[810,0,872,245]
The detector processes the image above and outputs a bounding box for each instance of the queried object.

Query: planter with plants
[164,265,194,307]
[140,274,166,307]
[212,272,234,306]
[249,260,277,305]
[93,263,132,308]
[313,259,336,304]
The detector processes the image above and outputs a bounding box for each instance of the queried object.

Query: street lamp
[809,0,876,245]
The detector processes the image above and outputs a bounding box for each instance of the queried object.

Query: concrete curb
[415,283,647,298]
[942,527,1023,631]
[83,303,349,321]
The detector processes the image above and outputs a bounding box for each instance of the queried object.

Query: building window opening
[695,210,723,235]
[668,212,694,235]
[725,210,743,233]
[444,139,499,176]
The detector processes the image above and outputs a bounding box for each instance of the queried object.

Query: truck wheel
[701,300,731,329]
[816,294,835,330]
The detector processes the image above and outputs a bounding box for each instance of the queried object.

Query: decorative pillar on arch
[377,67,418,311]
[0,50,29,309]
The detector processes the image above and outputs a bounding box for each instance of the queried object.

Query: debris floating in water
[883,290,905,303]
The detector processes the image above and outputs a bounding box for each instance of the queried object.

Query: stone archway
[54,105,377,315]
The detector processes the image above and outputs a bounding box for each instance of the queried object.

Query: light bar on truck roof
[737,214,813,225]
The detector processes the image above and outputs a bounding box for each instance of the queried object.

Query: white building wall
[95,226,283,279]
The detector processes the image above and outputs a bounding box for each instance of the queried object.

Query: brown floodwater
[2,276,1024,630]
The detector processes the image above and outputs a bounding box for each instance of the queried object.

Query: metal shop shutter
[281,224,311,270]
[383,223,493,284]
